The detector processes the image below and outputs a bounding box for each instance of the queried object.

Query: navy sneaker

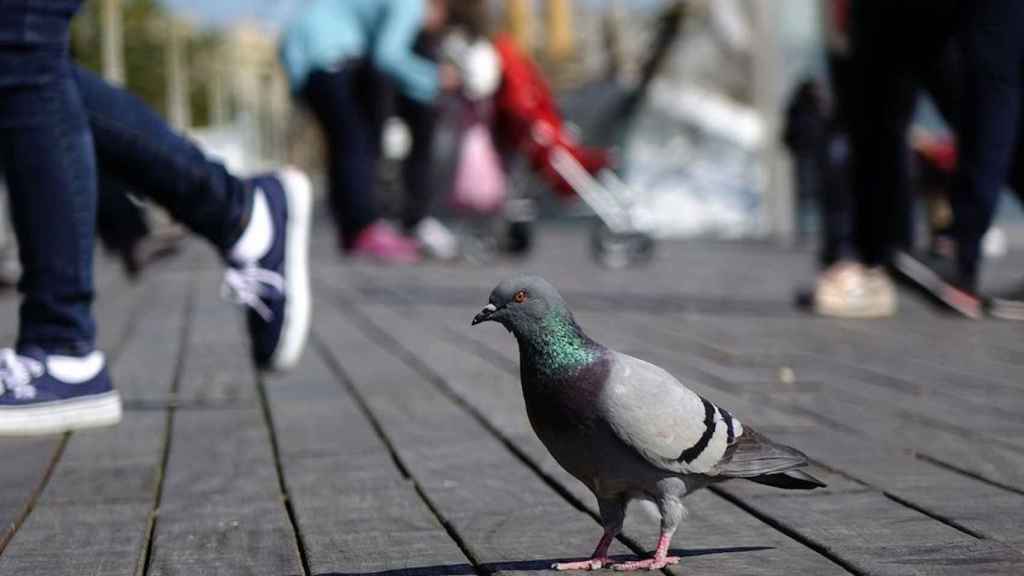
[223,167,312,371]
[0,348,122,436]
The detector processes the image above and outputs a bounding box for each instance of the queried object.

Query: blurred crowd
[279,0,608,265]
[785,0,1024,321]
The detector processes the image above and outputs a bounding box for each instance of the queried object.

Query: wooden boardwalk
[2,227,1024,575]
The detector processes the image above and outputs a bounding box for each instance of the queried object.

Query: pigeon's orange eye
[513,290,528,304]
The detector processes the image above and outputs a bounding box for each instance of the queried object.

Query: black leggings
[302,65,438,248]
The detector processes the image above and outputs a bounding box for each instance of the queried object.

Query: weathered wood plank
[728,490,1024,576]
[147,270,303,576]
[0,438,60,553]
[0,270,190,574]
[264,342,473,575]
[573,309,1024,554]
[321,282,850,576]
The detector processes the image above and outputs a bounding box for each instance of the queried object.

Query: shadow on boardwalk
[318,546,773,575]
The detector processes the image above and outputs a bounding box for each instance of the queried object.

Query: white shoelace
[0,348,44,400]
[221,264,285,322]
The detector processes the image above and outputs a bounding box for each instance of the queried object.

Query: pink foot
[612,556,681,571]
[553,557,611,571]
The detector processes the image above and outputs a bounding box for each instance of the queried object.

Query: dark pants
[820,132,854,266]
[96,174,149,256]
[0,1,250,354]
[302,64,437,248]
[952,0,1024,285]
[847,0,960,267]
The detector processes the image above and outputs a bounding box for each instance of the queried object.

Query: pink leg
[612,533,681,571]
[553,530,616,571]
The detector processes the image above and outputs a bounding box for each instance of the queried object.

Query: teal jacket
[280,0,439,103]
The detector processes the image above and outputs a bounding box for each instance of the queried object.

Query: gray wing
[714,426,812,478]
[597,352,743,475]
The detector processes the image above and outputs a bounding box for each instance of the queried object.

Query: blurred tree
[72,0,169,116]
[72,0,216,127]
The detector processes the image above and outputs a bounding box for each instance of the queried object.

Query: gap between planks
[310,333,488,576]
[138,271,197,576]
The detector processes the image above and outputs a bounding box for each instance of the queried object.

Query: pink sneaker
[350,221,421,264]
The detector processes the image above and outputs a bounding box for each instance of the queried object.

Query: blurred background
[54,0,1024,266]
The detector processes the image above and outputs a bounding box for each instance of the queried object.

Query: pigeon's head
[472,275,568,333]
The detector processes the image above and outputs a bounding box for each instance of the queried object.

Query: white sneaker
[414,217,460,261]
[813,262,897,318]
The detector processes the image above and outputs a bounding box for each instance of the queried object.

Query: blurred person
[882,1,1024,320]
[810,0,962,318]
[439,0,504,258]
[783,78,848,265]
[944,0,1024,320]
[0,1,312,436]
[281,0,458,264]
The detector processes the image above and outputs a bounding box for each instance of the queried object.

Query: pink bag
[451,123,506,214]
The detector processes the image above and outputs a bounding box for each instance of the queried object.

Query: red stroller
[490,0,685,267]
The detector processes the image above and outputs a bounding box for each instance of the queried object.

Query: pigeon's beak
[472,303,498,326]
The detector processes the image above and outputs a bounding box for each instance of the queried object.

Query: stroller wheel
[591,221,655,269]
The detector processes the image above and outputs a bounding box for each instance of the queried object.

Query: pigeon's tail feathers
[715,426,812,478]
[747,469,827,490]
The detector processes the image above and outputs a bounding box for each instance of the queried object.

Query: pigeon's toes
[552,558,611,571]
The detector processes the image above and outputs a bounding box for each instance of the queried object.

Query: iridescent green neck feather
[518,311,600,376]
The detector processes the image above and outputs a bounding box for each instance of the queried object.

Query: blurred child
[281,0,460,264]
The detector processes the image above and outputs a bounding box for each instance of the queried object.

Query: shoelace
[221,263,285,322]
[0,348,44,400]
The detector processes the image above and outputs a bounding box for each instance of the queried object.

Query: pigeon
[472,275,825,571]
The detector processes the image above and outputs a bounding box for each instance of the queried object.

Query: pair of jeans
[302,63,438,249]
[0,1,250,355]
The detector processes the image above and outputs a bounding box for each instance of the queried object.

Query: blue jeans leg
[0,0,96,355]
[74,66,252,252]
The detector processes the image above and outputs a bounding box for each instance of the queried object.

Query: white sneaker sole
[0,391,122,436]
[267,166,313,372]
[814,298,896,319]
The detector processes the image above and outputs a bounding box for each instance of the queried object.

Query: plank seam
[0,435,68,557]
[138,273,196,576]
[708,486,867,576]
[311,333,486,576]
[881,493,986,539]
[255,373,312,576]
[916,453,1024,497]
